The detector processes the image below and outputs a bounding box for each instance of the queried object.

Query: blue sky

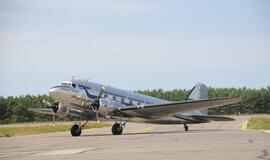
[0,0,269,96]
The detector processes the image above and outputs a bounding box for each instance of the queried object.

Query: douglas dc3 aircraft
[29,79,240,136]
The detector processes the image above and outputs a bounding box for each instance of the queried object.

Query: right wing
[118,97,240,118]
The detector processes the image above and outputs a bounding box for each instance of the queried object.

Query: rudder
[185,83,208,115]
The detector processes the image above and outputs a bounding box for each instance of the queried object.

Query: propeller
[91,87,105,110]
[42,99,58,124]
[42,99,52,106]
[91,86,105,122]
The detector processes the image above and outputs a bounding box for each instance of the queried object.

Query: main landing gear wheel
[112,123,123,135]
[184,124,189,131]
[71,124,82,136]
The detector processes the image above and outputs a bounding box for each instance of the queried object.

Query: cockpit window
[60,81,72,88]
[72,84,76,88]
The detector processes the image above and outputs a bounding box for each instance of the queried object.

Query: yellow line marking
[141,127,154,133]
[242,120,249,129]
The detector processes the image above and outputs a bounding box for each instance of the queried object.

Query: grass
[247,116,270,130]
[0,121,110,138]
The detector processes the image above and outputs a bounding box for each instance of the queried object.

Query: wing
[143,115,234,124]
[118,97,240,118]
[27,108,54,115]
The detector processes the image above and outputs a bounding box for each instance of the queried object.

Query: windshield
[60,81,72,87]
[60,81,76,88]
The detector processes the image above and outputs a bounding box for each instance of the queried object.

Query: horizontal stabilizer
[174,115,234,123]
[144,115,235,124]
[190,115,235,121]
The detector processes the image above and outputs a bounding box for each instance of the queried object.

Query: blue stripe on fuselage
[78,85,97,99]
[78,84,154,106]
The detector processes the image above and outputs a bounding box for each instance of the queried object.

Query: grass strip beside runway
[247,116,270,130]
[0,121,110,137]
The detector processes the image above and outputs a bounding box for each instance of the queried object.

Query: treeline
[138,87,270,115]
[0,87,269,124]
[0,95,53,124]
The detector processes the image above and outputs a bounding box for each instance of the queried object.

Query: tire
[184,125,188,131]
[71,124,82,136]
[112,123,123,135]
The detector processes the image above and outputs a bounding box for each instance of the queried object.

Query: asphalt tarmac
[0,116,269,160]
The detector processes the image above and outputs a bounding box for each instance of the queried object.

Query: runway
[0,116,269,160]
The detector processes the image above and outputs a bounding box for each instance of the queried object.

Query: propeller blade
[52,113,55,124]
[96,86,105,100]
[96,112,100,123]
[42,99,52,107]
[91,86,106,111]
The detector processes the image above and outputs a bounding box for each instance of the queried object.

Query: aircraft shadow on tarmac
[80,129,229,137]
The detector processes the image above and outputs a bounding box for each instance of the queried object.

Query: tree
[0,87,269,123]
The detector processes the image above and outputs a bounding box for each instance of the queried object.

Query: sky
[0,0,269,96]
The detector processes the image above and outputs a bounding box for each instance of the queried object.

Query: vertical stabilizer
[185,83,208,115]
[185,83,208,100]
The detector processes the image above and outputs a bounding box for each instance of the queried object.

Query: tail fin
[185,83,208,115]
[185,83,208,100]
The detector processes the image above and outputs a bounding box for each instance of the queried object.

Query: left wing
[27,108,54,115]
[117,97,240,118]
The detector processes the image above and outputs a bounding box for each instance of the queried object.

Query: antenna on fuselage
[72,76,81,81]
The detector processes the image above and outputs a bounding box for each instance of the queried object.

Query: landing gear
[112,123,123,135]
[111,116,127,135]
[184,124,189,131]
[70,120,89,137]
[71,124,82,136]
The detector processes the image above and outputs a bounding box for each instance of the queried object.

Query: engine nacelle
[51,102,69,116]
[98,98,125,115]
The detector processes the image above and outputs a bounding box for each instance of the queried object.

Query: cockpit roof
[60,81,76,88]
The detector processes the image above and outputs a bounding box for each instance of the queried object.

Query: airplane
[28,79,240,136]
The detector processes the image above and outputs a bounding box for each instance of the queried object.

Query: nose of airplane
[49,86,74,103]
[49,87,60,99]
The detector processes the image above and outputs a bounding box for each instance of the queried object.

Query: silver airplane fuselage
[49,80,170,118]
